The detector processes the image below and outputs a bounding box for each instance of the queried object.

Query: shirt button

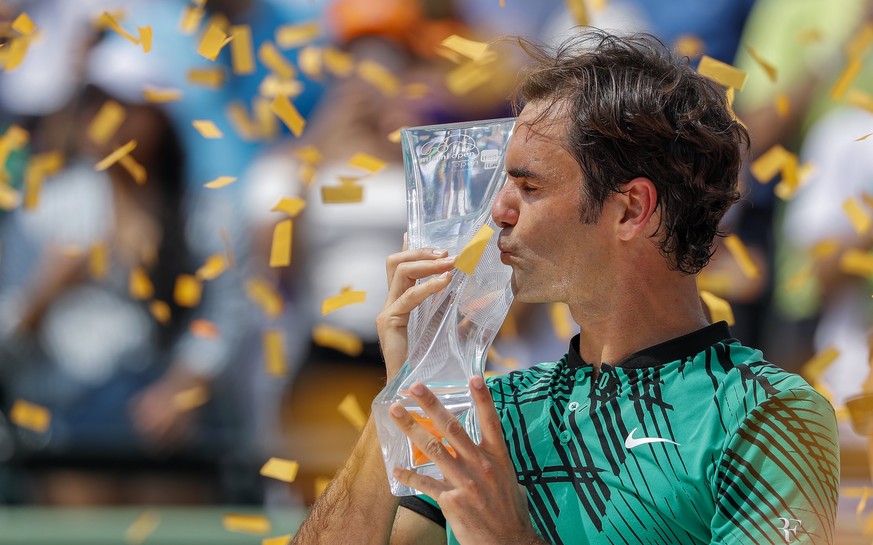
[568,401,579,412]
[575,370,586,382]
[559,430,572,444]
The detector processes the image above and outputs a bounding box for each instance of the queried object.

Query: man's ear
[615,177,657,241]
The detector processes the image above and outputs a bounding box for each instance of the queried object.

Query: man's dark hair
[514,30,750,274]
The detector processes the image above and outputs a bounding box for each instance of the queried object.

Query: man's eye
[521,184,538,193]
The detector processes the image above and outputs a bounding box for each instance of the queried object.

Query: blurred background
[1,0,872,542]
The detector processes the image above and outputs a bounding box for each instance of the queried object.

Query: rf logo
[777,518,802,543]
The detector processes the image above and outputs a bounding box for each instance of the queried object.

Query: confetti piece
[314,477,331,498]
[0,125,29,165]
[674,34,704,58]
[258,41,296,79]
[11,13,36,36]
[744,45,777,82]
[99,12,139,45]
[565,0,588,25]
[801,346,840,383]
[773,154,800,201]
[246,278,284,318]
[269,95,305,137]
[840,249,873,278]
[10,399,50,433]
[440,35,490,61]
[125,510,160,545]
[387,128,403,143]
[118,154,146,185]
[189,319,220,340]
[269,219,293,268]
[129,267,154,300]
[348,152,386,174]
[847,22,873,59]
[173,384,210,412]
[225,101,259,140]
[699,290,735,326]
[697,271,732,296]
[149,300,171,324]
[263,535,292,545]
[204,175,237,189]
[259,457,299,483]
[785,262,813,294]
[775,92,791,118]
[2,37,30,71]
[192,120,223,139]
[294,145,322,165]
[89,243,109,280]
[0,184,21,211]
[723,235,760,279]
[312,324,363,356]
[338,393,367,431]
[138,26,152,53]
[263,330,288,376]
[321,287,366,315]
[198,24,233,61]
[179,4,205,34]
[258,75,304,99]
[196,253,228,280]
[357,59,400,96]
[229,25,255,75]
[550,303,575,340]
[811,240,839,260]
[797,28,823,44]
[843,198,872,235]
[697,55,748,91]
[455,224,494,275]
[253,97,279,141]
[857,488,871,519]
[275,21,320,49]
[223,514,271,535]
[143,85,183,103]
[749,144,792,183]
[322,47,354,77]
[271,197,306,217]
[95,140,137,171]
[24,151,63,210]
[855,132,873,142]
[831,57,862,101]
[174,274,203,307]
[445,60,495,95]
[298,46,323,78]
[187,67,225,88]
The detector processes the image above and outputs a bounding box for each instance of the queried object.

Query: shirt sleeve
[399,494,446,529]
[710,387,839,544]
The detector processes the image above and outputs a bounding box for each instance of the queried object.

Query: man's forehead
[515,100,570,143]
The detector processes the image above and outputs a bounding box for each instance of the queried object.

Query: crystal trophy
[373,117,516,496]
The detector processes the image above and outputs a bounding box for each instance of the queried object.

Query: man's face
[492,101,613,305]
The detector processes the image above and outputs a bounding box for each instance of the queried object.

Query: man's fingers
[407,383,478,458]
[386,248,449,288]
[385,271,453,319]
[393,467,448,498]
[470,376,504,451]
[390,400,462,477]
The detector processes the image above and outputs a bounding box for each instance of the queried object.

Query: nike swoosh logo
[624,428,681,450]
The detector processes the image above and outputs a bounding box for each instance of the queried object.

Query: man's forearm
[291,417,399,545]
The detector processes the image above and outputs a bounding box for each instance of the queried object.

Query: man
[291,31,839,545]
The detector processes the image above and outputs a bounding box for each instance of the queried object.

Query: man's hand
[376,247,455,380]
[390,376,545,545]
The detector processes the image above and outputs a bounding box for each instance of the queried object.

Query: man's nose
[492,184,519,228]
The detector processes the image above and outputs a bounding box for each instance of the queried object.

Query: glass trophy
[373,117,516,496]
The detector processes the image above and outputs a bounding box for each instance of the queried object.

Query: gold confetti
[198,24,234,61]
[204,175,237,189]
[312,324,363,356]
[259,457,299,483]
[724,235,760,279]
[322,47,354,77]
[455,224,495,275]
[149,300,171,324]
[840,249,873,278]
[773,154,800,200]
[258,41,296,79]
[98,12,139,45]
[857,487,871,519]
[23,151,62,210]
[811,240,840,260]
[95,140,137,171]
[143,85,183,103]
[550,303,575,340]
[263,330,288,376]
[196,253,228,281]
[314,477,331,499]
[118,154,147,185]
[337,393,367,431]
[404,83,430,99]
[174,274,203,307]
[229,25,255,75]
[2,36,31,71]
[565,0,589,26]
[0,125,29,166]
[179,4,205,34]
[801,346,839,383]
[846,22,873,59]
[190,319,220,340]
[348,152,386,174]
[225,101,259,140]
[797,28,823,44]
[293,145,322,165]
[258,75,304,99]
[0,184,21,211]
[674,34,704,58]
[269,219,293,268]
[269,95,305,137]
[445,60,495,95]
[249,98,276,141]
[137,26,152,53]
[298,46,323,78]
[10,399,50,433]
[699,290,735,326]
[125,510,160,545]
[357,59,400,96]
[855,132,873,142]
[697,55,748,91]
[775,93,791,118]
[89,243,109,280]
[223,514,271,535]
[246,278,284,318]
[387,128,403,143]
[173,384,210,412]
[129,267,154,300]
[440,35,490,61]
[11,13,36,36]
[321,287,366,315]
[831,57,862,101]
[263,535,293,545]
[843,198,872,235]
[271,197,306,217]
[275,21,320,49]
[192,120,223,139]
[744,45,777,82]
[187,67,225,88]
[749,144,792,183]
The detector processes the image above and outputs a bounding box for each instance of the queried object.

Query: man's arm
[291,247,455,545]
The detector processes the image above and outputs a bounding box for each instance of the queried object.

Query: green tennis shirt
[400,322,839,544]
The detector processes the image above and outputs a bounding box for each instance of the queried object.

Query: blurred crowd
[1,0,873,531]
